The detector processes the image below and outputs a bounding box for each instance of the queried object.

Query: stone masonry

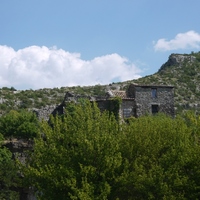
[33,84,175,121]
[131,84,174,117]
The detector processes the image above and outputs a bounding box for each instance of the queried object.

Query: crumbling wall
[120,100,136,118]
[32,85,175,122]
[4,139,36,200]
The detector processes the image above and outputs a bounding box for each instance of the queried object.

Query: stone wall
[30,84,175,122]
[134,86,174,117]
[120,99,136,118]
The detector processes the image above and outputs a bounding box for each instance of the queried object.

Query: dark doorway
[152,105,159,114]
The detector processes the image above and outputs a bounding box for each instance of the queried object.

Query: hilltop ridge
[158,53,196,72]
[0,51,200,115]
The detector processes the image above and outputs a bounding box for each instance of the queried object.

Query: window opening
[152,88,157,98]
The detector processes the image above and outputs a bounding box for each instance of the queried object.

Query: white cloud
[154,30,200,51]
[0,45,142,90]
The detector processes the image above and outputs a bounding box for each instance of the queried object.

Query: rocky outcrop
[158,53,196,72]
[32,104,58,121]
[4,138,33,164]
[169,54,196,64]
[3,139,36,200]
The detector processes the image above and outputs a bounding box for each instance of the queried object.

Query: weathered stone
[30,84,175,121]
[132,85,174,117]
[32,105,58,121]
[4,138,33,164]
[3,139,36,200]
[159,54,196,72]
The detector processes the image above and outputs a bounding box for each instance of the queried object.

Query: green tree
[25,101,122,200]
[117,114,200,199]
[24,105,200,199]
[0,110,39,138]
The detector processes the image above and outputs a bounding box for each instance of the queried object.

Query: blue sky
[1,0,200,90]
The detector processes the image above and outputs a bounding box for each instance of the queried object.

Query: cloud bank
[154,30,200,51]
[0,45,141,90]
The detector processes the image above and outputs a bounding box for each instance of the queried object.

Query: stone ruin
[33,83,175,121]
[3,83,174,199]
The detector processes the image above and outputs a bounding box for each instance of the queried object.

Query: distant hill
[1,51,200,115]
[132,52,200,114]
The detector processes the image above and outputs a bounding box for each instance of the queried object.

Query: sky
[1,0,200,90]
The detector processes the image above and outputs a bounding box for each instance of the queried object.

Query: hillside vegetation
[2,102,200,199]
[133,52,200,114]
[0,51,200,115]
[2,52,200,199]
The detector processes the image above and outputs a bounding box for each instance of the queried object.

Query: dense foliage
[2,101,200,199]
[0,110,39,138]
[21,102,200,200]
[2,52,200,199]
[24,101,121,199]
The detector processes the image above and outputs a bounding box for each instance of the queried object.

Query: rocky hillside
[133,52,200,114]
[0,51,200,115]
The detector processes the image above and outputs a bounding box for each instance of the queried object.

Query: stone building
[118,84,174,118]
[33,84,174,120]
[61,83,175,119]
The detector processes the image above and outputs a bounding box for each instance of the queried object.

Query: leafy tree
[25,101,122,199]
[0,110,39,138]
[24,105,200,199]
[117,114,200,199]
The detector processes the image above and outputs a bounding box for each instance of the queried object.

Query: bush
[0,110,39,138]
